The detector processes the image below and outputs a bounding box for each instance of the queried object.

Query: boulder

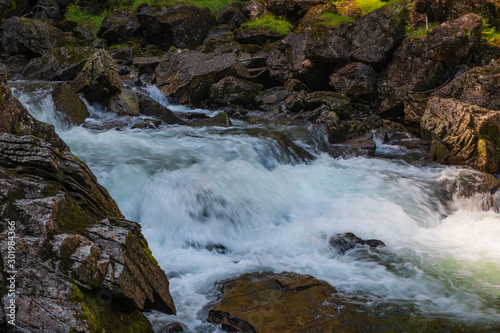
[413,0,499,25]
[97,9,142,46]
[298,2,338,29]
[208,272,473,332]
[0,67,176,332]
[218,2,246,29]
[52,83,90,126]
[0,65,66,150]
[243,0,268,19]
[133,56,161,75]
[329,62,377,96]
[329,132,377,158]
[109,88,140,116]
[192,112,233,127]
[306,5,405,66]
[421,97,500,173]
[155,50,250,104]
[266,32,312,84]
[137,4,217,51]
[197,25,242,54]
[1,17,65,58]
[379,14,482,116]
[209,76,263,105]
[329,232,385,254]
[138,94,184,125]
[71,49,121,103]
[21,46,95,81]
[327,118,371,143]
[255,86,290,112]
[285,91,351,118]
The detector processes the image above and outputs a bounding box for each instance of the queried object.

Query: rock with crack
[0,64,175,332]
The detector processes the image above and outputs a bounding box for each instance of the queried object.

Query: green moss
[406,21,439,38]
[481,18,500,47]
[126,232,159,266]
[55,194,94,234]
[70,284,154,333]
[333,0,401,15]
[241,14,293,36]
[318,12,353,29]
[64,3,108,35]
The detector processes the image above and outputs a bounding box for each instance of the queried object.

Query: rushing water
[12,82,500,331]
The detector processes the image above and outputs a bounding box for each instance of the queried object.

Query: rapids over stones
[1,0,500,332]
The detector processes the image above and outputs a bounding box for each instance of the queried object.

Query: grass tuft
[241,14,293,35]
[482,18,500,47]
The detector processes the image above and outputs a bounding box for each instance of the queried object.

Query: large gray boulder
[137,4,217,50]
[71,49,121,103]
[155,50,250,104]
[97,9,142,46]
[21,46,96,81]
[1,17,65,58]
[379,14,482,116]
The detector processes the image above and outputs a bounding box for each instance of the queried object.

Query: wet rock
[130,118,162,129]
[0,54,29,79]
[219,2,246,29]
[379,14,482,116]
[329,62,377,96]
[137,4,216,51]
[209,76,263,105]
[138,94,183,125]
[1,17,65,58]
[208,271,474,332]
[285,91,351,119]
[306,5,405,66]
[327,118,371,143]
[160,322,184,333]
[71,49,121,103]
[329,132,376,158]
[0,69,176,332]
[329,232,385,254]
[21,46,95,81]
[155,50,249,104]
[255,86,290,112]
[0,65,67,150]
[51,83,89,126]
[109,88,140,117]
[192,112,233,127]
[97,9,141,46]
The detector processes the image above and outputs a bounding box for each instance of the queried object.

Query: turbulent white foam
[15,84,500,331]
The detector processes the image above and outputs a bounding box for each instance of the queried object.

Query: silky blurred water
[12,82,500,332]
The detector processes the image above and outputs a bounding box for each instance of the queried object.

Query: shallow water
[12,83,500,332]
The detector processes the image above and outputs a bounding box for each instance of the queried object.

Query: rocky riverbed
[1,0,500,332]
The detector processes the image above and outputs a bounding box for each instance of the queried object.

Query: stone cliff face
[0,66,175,332]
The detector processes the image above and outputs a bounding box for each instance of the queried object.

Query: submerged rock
[329,232,385,254]
[329,133,376,158]
[138,94,184,125]
[208,271,479,333]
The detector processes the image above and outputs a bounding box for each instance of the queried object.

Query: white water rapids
[12,82,500,331]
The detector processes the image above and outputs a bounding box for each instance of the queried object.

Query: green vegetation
[64,3,108,35]
[406,22,439,38]
[333,0,401,15]
[241,14,293,35]
[481,18,500,46]
[319,12,353,28]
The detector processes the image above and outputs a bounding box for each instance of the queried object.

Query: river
[12,81,500,332]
